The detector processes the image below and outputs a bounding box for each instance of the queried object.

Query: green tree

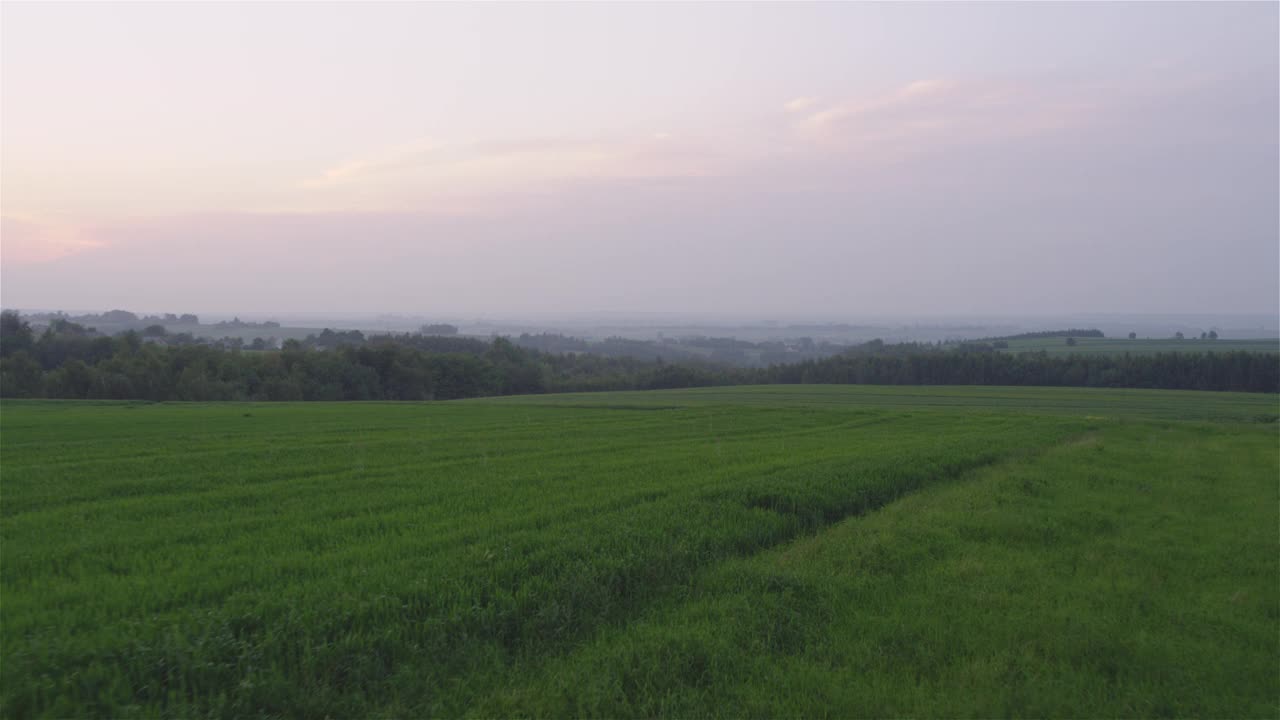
[0,350,43,397]
[0,310,34,357]
[420,323,459,336]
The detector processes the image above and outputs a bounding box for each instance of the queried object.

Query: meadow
[2,386,1276,717]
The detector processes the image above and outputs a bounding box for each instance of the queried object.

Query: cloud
[0,216,104,267]
[783,96,818,113]
[793,76,1090,151]
[299,134,728,212]
[790,64,1277,160]
[305,139,443,188]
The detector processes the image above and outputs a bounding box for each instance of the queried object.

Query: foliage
[15,309,200,327]
[512,331,850,367]
[2,311,1278,400]
[997,336,1277,356]
[983,328,1106,341]
[763,347,1279,393]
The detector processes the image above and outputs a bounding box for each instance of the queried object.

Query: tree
[1208,330,1219,340]
[1128,332,1137,340]
[1065,337,1077,346]
[0,350,43,396]
[142,324,167,338]
[47,319,92,337]
[1175,332,1184,340]
[118,330,142,354]
[1200,332,1207,340]
[0,310,34,357]
[420,323,459,336]
[100,309,138,323]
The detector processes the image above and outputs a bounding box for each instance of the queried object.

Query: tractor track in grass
[1,397,1099,716]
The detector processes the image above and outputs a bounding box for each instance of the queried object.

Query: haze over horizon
[3,2,1277,317]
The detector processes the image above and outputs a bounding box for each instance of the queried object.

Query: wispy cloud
[301,134,727,210]
[305,139,443,187]
[788,64,1265,158]
[783,96,818,113]
[0,215,105,267]
[792,76,1103,153]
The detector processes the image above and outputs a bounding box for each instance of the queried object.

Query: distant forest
[2,311,1276,399]
[984,329,1107,341]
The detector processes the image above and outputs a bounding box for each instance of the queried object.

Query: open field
[2,386,1277,716]
[1000,336,1280,356]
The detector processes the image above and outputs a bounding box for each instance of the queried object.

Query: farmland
[2,386,1277,717]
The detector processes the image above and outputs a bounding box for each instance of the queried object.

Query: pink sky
[2,2,1276,315]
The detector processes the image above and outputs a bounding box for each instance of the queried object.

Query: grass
[999,336,1280,356]
[1,386,1276,717]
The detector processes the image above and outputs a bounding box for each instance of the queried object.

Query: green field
[1000,336,1280,356]
[2,386,1277,717]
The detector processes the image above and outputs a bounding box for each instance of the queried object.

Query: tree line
[1,311,1275,400]
[981,328,1106,341]
[511,332,852,367]
[761,349,1278,393]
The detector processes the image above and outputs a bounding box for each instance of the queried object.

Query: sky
[2,2,1277,317]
